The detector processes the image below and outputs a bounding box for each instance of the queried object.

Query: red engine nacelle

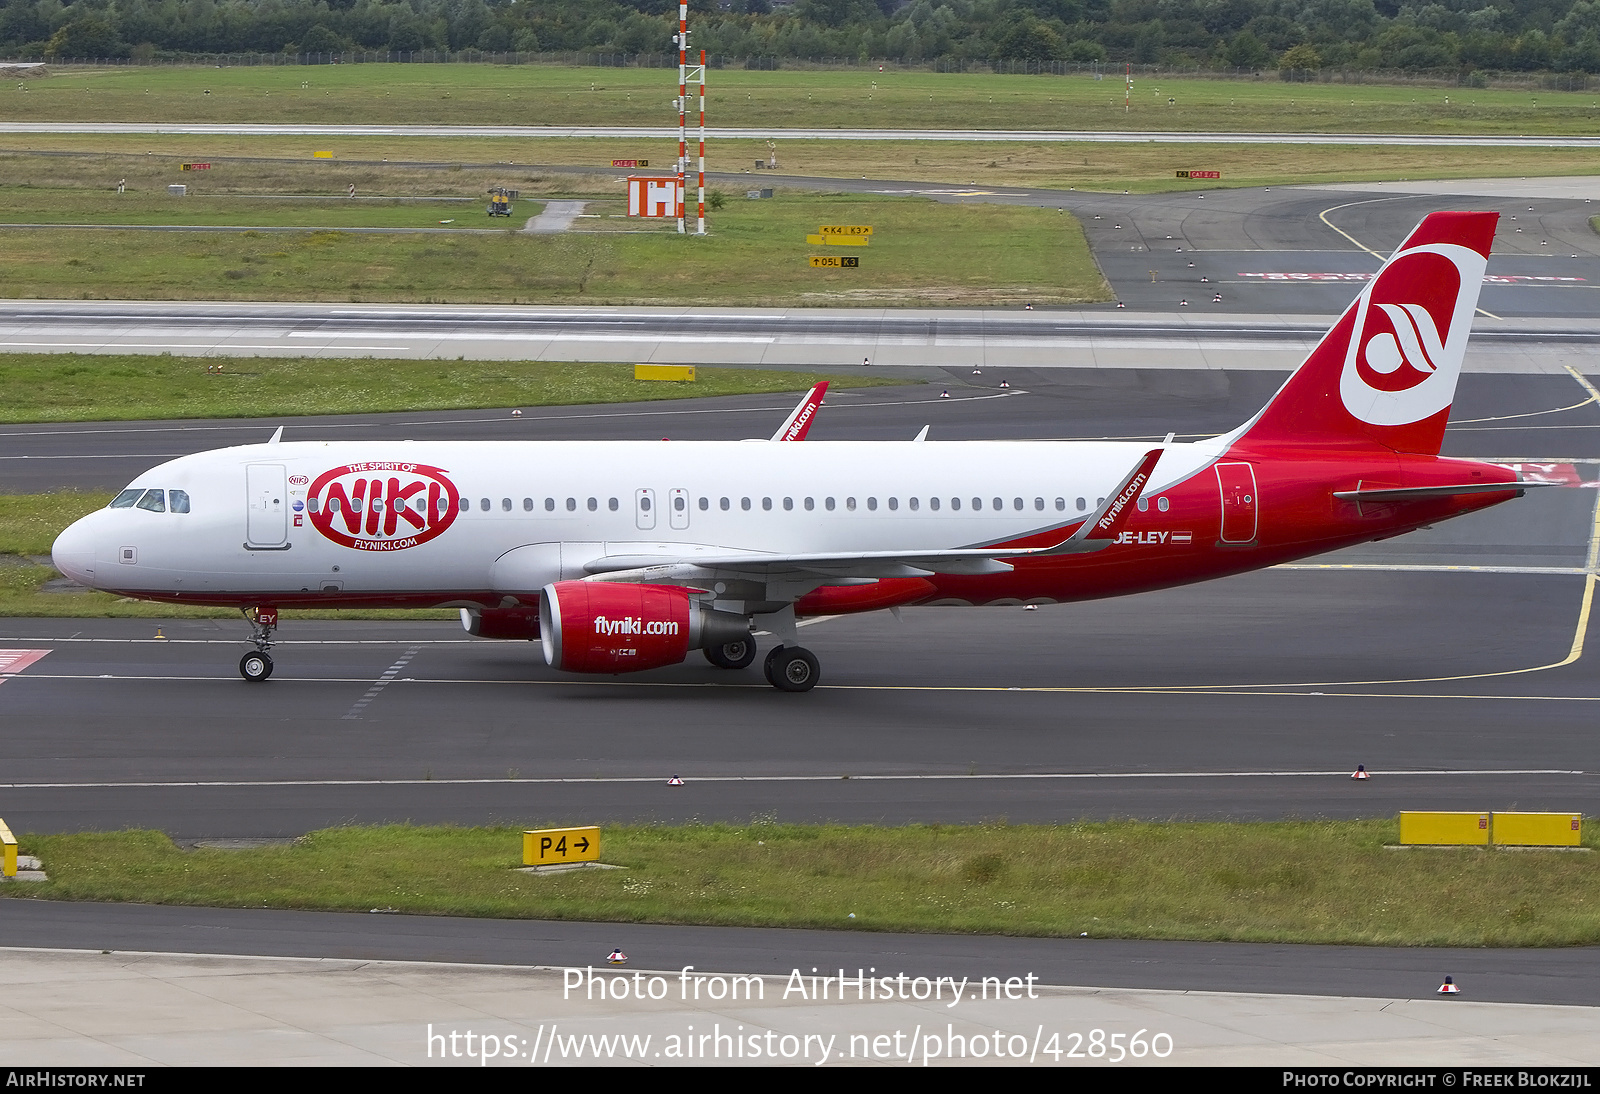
[460,606,541,641]
[539,581,749,674]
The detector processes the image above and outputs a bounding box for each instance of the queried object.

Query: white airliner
[53,211,1540,691]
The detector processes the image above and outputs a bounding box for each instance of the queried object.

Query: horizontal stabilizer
[1333,481,1550,502]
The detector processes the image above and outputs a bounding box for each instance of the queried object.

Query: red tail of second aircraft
[1231,210,1497,457]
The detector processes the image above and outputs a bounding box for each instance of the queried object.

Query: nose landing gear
[240,606,278,682]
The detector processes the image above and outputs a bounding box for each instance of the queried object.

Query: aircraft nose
[52,516,99,586]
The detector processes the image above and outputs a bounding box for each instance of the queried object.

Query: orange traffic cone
[607,948,627,965]
[1352,765,1369,780]
[1438,976,1459,995]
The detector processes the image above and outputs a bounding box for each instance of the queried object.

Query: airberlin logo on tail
[307,462,460,551]
[1339,243,1486,428]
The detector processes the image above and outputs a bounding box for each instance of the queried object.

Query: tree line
[5,0,1600,75]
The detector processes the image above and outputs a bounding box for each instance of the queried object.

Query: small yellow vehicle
[487,187,516,217]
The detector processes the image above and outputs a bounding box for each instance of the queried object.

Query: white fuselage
[53,438,1221,604]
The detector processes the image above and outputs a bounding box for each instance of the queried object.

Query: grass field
[0,189,1108,305]
[10,138,1600,199]
[0,192,525,229]
[0,490,113,554]
[6,820,1598,946]
[12,64,1600,136]
[0,354,901,423]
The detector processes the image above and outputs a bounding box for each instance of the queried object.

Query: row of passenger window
[456,495,1110,514]
[110,488,191,514]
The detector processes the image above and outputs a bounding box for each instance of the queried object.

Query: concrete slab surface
[2,948,1596,1067]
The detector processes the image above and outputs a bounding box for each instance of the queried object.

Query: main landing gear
[703,637,757,670]
[240,606,278,682]
[704,636,819,691]
[763,644,820,693]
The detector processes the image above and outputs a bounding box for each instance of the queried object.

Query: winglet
[267,426,284,444]
[772,382,828,441]
[1041,448,1164,555]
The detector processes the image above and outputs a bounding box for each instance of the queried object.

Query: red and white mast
[697,49,706,236]
[677,2,688,235]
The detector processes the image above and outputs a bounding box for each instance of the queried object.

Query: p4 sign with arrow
[523,826,601,866]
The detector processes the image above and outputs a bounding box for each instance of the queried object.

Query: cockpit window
[169,490,191,514]
[135,489,166,513]
[110,489,143,509]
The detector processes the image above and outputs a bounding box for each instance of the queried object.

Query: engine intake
[539,581,750,674]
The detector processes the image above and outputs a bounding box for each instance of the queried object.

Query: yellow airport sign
[634,364,696,381]
[313,151,333,159]
[809,256,859,268]
[0,817,15,878]
[818,225,872,235]
[1399,811,1489,846]
[523,826,601,866]
[806,234,868,246]
[1492,812,1582,847]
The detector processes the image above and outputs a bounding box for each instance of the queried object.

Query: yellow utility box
[634,364,695,382]
[1399,811,1489,845]
[1492,812,1582,847]
[0,818,16,878]
[523,826,601,866]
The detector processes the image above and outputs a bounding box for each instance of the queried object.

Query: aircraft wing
[771,382,828,441]
[586,547,1021,579]
[582,448,1167,581]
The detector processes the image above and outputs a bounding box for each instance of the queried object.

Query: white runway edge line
[0,769,1582,790]
[8,123,1600,148]
[10,673,1600,702]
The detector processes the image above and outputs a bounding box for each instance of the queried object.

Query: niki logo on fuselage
[1338,243,1486,428]
[306,463,460,551]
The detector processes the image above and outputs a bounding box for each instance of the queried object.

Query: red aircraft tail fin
[1231,211,1497,456]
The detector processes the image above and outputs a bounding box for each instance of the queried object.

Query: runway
[0,300,1596,375]
[7,122,1600,148]
[2,900,1596,1009]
